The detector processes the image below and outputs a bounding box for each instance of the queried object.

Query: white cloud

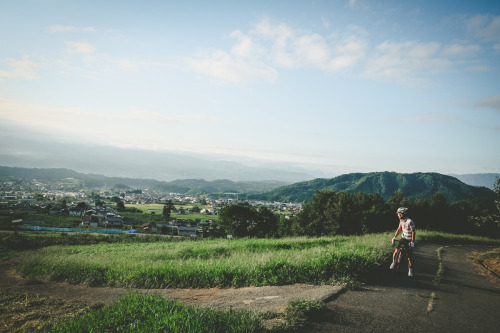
[189,49,278,83]
[364,40,453,87]
[466,15,500,42]
[49,25,95,33]
[189,18,367,83]
[0,56,39,81]
[65,41,95,54]
[442,43,480,57]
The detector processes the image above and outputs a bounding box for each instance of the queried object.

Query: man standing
[390,207,416,277]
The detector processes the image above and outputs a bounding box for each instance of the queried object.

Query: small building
[82,214,100,227]
[105,213,123,227]
[178,226,197,237]
[68,207,83,217]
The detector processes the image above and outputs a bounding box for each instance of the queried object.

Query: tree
[429,192,449,231]
[468,177,500,237]
[163,200,175,221]
[292,190,339,236]
[218,203,256,237]
[218,203,279,238]
[76,202,87,210]
[116,200,125,212]
[110,196,122,204]
[278,215,293,237]
[386,190,410,211]
[254,206,279,238]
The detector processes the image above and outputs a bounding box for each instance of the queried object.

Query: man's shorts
[398,238,413,259]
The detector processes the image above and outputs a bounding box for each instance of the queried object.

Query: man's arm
[394,225,402,239]
[392,225,402,244]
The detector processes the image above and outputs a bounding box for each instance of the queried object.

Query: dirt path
[0,255,342,331]
[301,244,500,333]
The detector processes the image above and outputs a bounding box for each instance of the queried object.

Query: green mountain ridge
[249,172,496,204]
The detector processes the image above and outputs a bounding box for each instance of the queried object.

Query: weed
[285,300,325,328]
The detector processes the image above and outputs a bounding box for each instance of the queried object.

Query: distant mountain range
[450,173,499,190]
[248,172,497,204]
[0,166,288,194]
[0,138,324,182]
[0,167,497,204]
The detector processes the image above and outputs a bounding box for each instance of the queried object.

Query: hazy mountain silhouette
[0,137,322,182]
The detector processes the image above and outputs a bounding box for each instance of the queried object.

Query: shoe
[390,261,395,269]
[408,268,413,277]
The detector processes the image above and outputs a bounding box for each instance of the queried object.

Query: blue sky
[1,0,499,175]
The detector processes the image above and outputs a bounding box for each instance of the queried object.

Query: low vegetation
[46,293,265,333]
[16,231,500,290]
[17,233,393,288]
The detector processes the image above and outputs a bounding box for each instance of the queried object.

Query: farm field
[123,203,218,222]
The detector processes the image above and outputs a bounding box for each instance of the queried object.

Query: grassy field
[17,230,500,289]
[18,233,394,288]
[123,203,218,222]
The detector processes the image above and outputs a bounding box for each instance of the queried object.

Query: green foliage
[47,293,264,333]
[163,199,175,220]
[116,200,126,212]
[289,188,498,238]
[253,172,496,204]
[218,203,278,237]
[291,190,392,237]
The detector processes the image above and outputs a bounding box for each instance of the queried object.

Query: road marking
[428,246,445,313]
[427,292,436,313]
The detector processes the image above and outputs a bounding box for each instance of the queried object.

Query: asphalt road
[301,244,500,333]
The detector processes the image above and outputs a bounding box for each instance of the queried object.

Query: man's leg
[390,248,398,269]
[407,246,414,276]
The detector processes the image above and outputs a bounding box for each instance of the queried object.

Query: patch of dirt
[0,257,343,331]
[483,258,500,276]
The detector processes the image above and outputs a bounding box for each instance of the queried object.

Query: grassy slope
[16,231,500,289]
[18,234,392,288]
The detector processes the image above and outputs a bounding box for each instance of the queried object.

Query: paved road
[301,244,500,332]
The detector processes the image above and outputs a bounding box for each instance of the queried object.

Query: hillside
[249,172,496,203]
[0,166,288,194]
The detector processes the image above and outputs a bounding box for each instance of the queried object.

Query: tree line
[218,178,499,238]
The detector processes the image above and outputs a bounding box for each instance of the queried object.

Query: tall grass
[15,230,500,288]
[18,234,393,288]
[46,293,264,333]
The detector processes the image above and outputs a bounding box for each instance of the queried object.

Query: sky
[1,0,499,176]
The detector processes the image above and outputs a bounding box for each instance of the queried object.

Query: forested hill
[248,172,496,203]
